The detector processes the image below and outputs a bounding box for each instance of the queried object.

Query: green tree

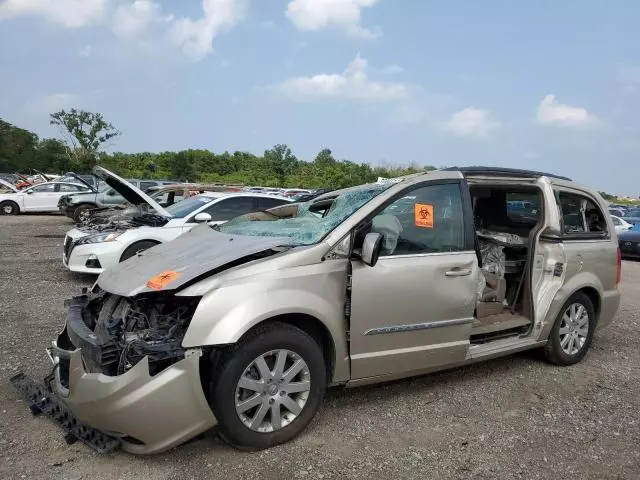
[50,109,120,171]
[264,144,298,187]
[0,118,39,172]
[599,191,616,201]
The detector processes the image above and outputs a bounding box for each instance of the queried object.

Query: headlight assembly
[77,231,123,245]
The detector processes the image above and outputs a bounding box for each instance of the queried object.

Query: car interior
[467,185,544,344]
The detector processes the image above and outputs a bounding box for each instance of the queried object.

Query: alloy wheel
[559,302,589,355]
[235,349,311,433]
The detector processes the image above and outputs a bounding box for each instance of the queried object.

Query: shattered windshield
[219,183,390,245]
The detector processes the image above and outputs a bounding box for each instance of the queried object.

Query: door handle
[445,268,472,277]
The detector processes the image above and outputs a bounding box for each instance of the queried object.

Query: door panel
[348,180,478,380]
[22,184,56,211]
[350,252,478,378]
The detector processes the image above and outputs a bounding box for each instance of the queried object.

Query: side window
[558,192,607,235]
[257,197,290,210]
[30,183,56,193]
[58,183,84,192]
[371,183,465,256]
[611,216,621,226]
[203,197,257,221]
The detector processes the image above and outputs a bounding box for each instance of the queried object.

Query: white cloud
[445,107,500,138]
[24,93,81,116]
[275,54,411,101]
[0,0,246,60]
[286,0,381,39]
[171,0,248,60]
[0,0,107,28]
[78,45,93,57]
[536,94,596,126]
[111,0,173,39]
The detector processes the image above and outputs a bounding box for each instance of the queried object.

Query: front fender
[183,289,342,346]
[181,263,350,383]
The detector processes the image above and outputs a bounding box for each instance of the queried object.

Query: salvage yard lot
[1,215,639,480]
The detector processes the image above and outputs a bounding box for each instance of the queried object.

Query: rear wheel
[543,292,596,365]
[210,322,326,450]
[0,201,19,215]
[119,240,159,262]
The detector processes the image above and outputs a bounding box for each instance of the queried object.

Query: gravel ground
[1,215,639,480]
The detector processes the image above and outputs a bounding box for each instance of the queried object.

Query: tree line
[0,111,434,189]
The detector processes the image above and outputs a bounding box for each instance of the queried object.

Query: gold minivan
[19,167,621,454]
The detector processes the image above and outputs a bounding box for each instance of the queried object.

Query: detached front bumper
[49,297,217,454]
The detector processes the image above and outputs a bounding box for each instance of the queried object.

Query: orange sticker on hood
[414,203,434,228]
[146,270,181,291]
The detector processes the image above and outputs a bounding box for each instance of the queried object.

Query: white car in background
[63,167,292,274]
[611,214,632,233]
[0,175,93,215]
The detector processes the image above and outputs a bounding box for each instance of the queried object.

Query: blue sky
[1,0,639,195]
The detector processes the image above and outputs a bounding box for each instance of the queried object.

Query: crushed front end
[43,290,217,454]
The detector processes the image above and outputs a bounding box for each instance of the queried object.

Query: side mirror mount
[25,190,33,194]
[359,232,383,267]
[194,212,212,223]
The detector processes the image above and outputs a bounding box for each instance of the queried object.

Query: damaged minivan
[18,167,621,454]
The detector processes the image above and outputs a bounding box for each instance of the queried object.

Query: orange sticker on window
[146,270,181,291]
[414,203,434,228]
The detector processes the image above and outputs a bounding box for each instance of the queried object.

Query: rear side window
[58,183,85,192]
[205,197,257,221]
[558,192,607,236]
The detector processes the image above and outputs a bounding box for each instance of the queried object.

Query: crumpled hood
[97,224,293,297]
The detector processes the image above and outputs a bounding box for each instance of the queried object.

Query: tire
[72,204,95,224]
[0,201,19,215]
[210,322,327,450]
[543,292,596,366]
[119,240,159,262]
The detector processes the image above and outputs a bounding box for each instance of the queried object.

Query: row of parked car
[10,166,625,456]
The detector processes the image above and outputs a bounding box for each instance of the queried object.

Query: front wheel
[543,292,596,366]
[0,201,19,215]
[72,204,94,224]
[210,322,326,450]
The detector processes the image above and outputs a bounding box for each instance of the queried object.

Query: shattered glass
[219,184,390,245]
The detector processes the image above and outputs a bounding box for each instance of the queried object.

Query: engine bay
[63,293,200,378]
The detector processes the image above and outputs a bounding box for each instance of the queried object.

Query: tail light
[616,248,622,285]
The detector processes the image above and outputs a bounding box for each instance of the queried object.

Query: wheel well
[74,202,97,208]
[251,314,336,383]
[0,200,19,208]
[577,287,601,321]
[119,239,161,262]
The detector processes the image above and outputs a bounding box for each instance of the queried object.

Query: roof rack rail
[444,166,571,182]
